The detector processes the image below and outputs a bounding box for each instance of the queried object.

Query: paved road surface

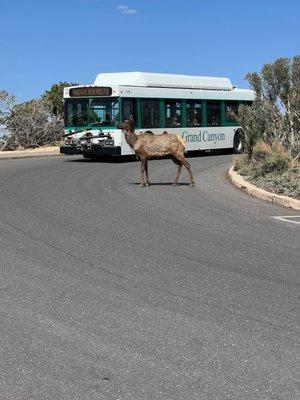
[0,154,299,400]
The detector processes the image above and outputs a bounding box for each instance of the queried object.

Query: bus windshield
[65,98,119,128]
[65,99,89,127]
[89,98,119,127]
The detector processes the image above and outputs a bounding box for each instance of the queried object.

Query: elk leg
[140,157,146,187]
[171,156,182,186]
[176,155,195,187]
[145,159,150,186]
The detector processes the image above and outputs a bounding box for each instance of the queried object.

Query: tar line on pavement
[272,215,300,224]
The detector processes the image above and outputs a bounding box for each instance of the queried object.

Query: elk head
[118,115,135,132]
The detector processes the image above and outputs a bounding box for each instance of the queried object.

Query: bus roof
[64,72,254,101]
[94,72,234,91]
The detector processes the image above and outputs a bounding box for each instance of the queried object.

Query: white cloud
[117,5,138,15]
[123,8,138,15]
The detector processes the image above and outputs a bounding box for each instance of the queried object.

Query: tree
[0,90,16,145]
[0,81,78,151]
[0,95,63,151]
[42,81,78,117]
[236,56,300,159]
[0,90,15,125]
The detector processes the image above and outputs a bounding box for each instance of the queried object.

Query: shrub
[234,139,300,199]
[1,99,63,151]
[0,82,75,151]
[252,140,273,161]
[251,140,292,177]
[254,168,300,199]
[234,154,254,176]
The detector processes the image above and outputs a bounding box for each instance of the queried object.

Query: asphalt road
[0,153,299,400]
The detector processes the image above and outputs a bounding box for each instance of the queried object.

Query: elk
[118,118,195,187]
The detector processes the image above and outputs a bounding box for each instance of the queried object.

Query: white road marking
[272,215,300,225]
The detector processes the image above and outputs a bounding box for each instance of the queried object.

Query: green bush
[234,139,300,199]
[264,153,291,174]
[234,154,254,176]
[252,140,272,161]
[251,140,292,177]
[254,168,300,198]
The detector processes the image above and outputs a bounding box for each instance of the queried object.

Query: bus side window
[141,99,160,128]
[207,101,221,127]
[186,101,202,127]
[122,98,137,122]
[165,100,181,128]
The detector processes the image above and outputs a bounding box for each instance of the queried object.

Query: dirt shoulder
[0,146,61,160]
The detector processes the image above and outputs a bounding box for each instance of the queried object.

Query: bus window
[122,98,137,122]
[141,99,160,128]
[225,101,239,122]
[207,101,221,127]
[165,100,181,128]
[89,98,119,126]
[65,99,89,127]
[186,101,202,127]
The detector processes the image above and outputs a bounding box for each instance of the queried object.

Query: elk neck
[125,129,138,148]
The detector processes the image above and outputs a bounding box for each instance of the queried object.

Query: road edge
[228,166,300,210]
[0,147,61,160]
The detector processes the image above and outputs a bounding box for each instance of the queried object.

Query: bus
[60,72,254,158]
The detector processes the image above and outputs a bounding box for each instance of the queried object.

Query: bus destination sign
[69,87,112,97]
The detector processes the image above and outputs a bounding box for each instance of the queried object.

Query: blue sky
[1,0,299,103]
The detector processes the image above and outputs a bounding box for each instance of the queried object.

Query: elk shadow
[128,182,191,186]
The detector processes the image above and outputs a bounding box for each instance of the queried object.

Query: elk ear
[129,114,135,130]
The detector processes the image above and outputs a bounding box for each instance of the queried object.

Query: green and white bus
[60,72,254,158]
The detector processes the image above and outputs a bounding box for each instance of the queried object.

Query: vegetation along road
[0,153,299,400]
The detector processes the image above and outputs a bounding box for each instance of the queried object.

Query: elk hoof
[145,183,150,187]
[190,183,195,187]
[140,183,145,188]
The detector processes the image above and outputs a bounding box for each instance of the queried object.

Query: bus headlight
[104,139,114,146]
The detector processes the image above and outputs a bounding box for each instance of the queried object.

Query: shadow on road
[128,182,192,186]
[66,155,137,163]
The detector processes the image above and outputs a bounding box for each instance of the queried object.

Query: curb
[0,147,61,160]
[228,166,300,210]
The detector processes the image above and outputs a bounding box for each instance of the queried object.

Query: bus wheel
[233,131,245,154]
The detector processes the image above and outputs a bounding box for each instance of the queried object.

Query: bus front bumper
[82,144,121,156]
[60,145,82,155]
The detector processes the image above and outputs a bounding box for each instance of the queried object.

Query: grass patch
[234,140,300,199]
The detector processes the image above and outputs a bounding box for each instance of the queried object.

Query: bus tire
[233,130,245,154]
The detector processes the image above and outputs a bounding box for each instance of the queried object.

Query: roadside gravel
[0,146,60,159]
